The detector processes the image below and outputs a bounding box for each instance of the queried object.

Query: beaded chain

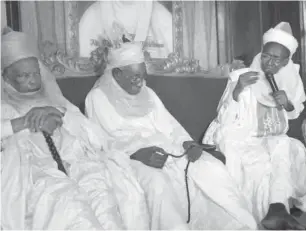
[42,131,67,175]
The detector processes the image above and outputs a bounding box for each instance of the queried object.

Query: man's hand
[11,116,27,134]
[185,145,203,162]
[24,106,64,132]
[39,114,63,135]
[183,141,226,164]
[271,90,288,107]
[233,71,259,101]
[271,90,295,112]
[183,141,216,151]
[130,146,168,169]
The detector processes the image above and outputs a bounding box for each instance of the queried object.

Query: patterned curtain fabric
[182,1,218,70]
[19,1,75,56]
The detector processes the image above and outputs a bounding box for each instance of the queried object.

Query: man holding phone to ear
[204,22,306,230]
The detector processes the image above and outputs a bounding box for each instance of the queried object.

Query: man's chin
[263,68,277,74]
[27,86,42,93]
[129,86,142,95]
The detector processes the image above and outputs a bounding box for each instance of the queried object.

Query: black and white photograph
[1,0,306,230]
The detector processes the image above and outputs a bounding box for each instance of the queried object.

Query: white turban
[1,29,39,70]
[106,42,144,70]
[263,22,298,55]
[1,29,67,114]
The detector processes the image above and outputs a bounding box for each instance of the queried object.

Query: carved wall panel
[19,1,240,78]
[172,1,183,57]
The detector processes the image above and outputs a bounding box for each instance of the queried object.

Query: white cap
[263,22,298,55]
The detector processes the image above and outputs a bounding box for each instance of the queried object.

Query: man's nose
[28,75,38,84]
[267,58,274,65]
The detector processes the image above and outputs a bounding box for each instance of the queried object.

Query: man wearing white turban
[203,22,306,229]
[1,28,125,230]
[85,41,257,230]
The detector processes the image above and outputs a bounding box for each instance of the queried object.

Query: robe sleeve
[1,104,19,140]
[286,67,306,120]
[214,79,257,141]
[216,79,240,125]
[85,88,122,140]
[1,120,14,140]
[149,89,192,147]
[60,98,106,151]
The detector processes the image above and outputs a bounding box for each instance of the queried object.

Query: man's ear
[2,67,11,82]
[281,57,290,67]
[112,68,122,81]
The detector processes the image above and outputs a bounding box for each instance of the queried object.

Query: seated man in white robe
[1,29,125,230]
[203,22,306,230]
[85,41,258,230]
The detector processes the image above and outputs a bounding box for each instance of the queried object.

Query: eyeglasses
[16,72,41,80]
[261,53,288,65]
[17,72,41,82]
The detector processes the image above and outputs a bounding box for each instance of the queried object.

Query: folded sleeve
[286,76,306,120]
[60,100,107,152]
[1,120,14,140]
[1,104,19,140]
[149,89,191,147]
[85,88,122,138]
[216,79,240,125]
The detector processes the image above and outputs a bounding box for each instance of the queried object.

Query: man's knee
[189,154,230,181]
[34,176,84,199]
[139,169,172,195]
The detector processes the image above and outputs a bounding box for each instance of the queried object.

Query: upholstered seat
[57,75,306,144]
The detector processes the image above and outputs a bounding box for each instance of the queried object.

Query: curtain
[1,1,7,31]
[18,1,90,78]
[182,1,218,70]
[300,1,306,78]
[19,1,79,57]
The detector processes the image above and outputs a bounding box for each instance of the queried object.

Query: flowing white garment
[1,100,127,230]
[79,0,172,58]
[203,67,306,222]
[85,84,258,229]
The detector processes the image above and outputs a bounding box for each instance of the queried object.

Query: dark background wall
[231,1,263,64]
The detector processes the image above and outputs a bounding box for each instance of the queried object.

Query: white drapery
[182,1,218,70]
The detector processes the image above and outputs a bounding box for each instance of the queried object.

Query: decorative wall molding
[64,1,79,57]
[42,1,184,78]
[40,40,98,78]
[22,1,237,78]
[40,1,99,78]
[172,1,184,57]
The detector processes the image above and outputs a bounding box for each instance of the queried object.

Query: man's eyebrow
[262,53,282,58]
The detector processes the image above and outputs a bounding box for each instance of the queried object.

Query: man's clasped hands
[15,106,65,135]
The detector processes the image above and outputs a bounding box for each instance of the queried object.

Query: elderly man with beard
[1,28,125,230]
[85,41,257,230]
[203,22,306,230]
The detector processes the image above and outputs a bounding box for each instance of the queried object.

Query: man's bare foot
[261,203,305,230]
